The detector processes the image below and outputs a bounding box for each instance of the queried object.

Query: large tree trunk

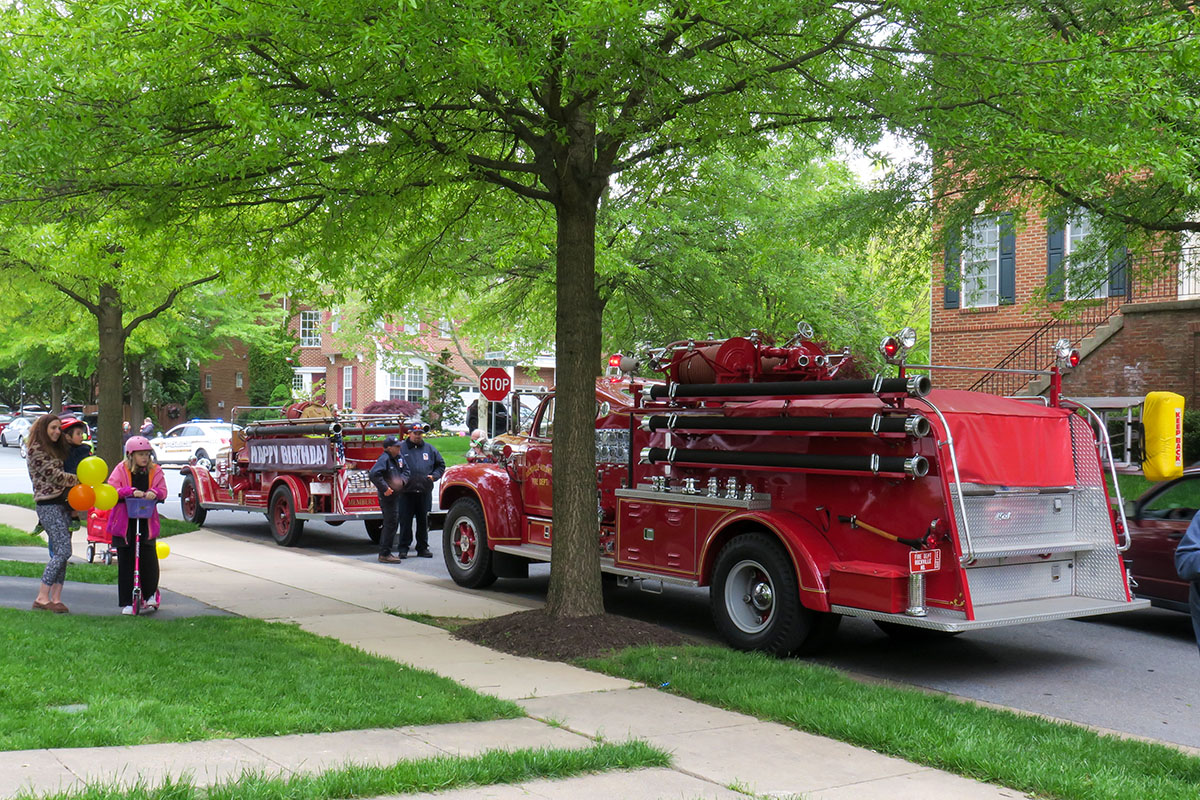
[50,376,62,414]
[128,355,145,433]
[96,284,126,470]
[545,150,605,618]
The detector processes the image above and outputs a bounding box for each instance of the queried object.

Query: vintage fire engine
[440,327,1148,655]
[180,407,411,547]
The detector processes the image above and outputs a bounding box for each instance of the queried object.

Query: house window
[437,318,451,337]
[299,310,321,347]
[961,216,1000,308]
[235,371,244,389]
[204,373,212,390]
[342,366,353,408]
[1064,213,1106,300]
[389,366,426,403]
[292,372,305,393]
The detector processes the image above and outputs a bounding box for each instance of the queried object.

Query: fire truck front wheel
[711,532,837,657]
[443,498,497,589]
[268,485,305,547]
[180,476,207,526]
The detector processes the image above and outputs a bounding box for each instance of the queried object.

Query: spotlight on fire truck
[879,327,917,365]
[1053,338,1081,368]
[606,353,641,376]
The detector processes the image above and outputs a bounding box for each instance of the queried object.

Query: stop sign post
[479,367,512,402]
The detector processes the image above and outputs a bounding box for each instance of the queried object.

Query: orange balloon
[68,484,96,511]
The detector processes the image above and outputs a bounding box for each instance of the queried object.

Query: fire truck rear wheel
[443,498,496,589]
[269,485,305,547]
[364,520,383,544]
[180,476,207,526]
[711,532,833,657]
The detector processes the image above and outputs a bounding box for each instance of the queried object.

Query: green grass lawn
[0,522,40,547]
[0,558,117,584]
[0,492,34,509]
[22,741,669,800]
[0,609,523,751]
[428,434,470,468]
[585,646,1200,800]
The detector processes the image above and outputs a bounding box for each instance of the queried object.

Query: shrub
[362,398,419,418]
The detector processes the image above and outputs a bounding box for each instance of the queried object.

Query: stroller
[86,508,115,565]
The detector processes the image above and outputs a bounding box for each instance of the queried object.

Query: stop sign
[479,367,512,402]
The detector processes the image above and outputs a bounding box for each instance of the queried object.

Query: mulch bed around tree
[454,608,695,662]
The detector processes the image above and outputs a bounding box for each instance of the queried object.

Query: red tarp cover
[734,388,1078,488]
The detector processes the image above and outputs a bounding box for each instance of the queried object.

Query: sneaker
[416,549,433,558]
[30,523,44,536]
[141,602,157,614]
[378,554,402,564]
[121,605,135,615]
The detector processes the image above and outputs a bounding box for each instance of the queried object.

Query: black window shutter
[1109,245,1128,298]
[943,232,961,309]
[999,213,1016,305]
[1046,220,1065,301]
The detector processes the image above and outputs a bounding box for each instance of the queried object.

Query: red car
[1123,469,1200,613]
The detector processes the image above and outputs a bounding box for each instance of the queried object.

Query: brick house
[198,305,555,430]
[933,208,1200,405]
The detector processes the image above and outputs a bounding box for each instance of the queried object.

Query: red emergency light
[1068,349,1080,368]
[608,354,623,368]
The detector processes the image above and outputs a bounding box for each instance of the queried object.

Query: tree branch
[122,273,221,337]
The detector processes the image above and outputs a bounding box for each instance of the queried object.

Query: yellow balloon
[93,483,119,511]
[76,456,109,487]
[156,541,170,560]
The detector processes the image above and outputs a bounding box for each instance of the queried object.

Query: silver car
[0,416,33,456]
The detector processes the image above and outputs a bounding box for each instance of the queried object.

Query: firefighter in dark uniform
[396,421,445,558]
[368,435,407,563]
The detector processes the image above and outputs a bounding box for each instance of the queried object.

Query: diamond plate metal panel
[962,493,1075,554]
[967,559,1075,606]
[596,429,631,464]
[1069,416,1127,600]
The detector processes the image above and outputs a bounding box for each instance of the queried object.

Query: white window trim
[299,310,322,348]
[342,365,353,408]
[1064,213,1107,300]
[235,371,244,389]
[961,216,1000,309]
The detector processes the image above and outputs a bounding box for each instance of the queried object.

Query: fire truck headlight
[897,327,917,350]
[1053,338,1073,360]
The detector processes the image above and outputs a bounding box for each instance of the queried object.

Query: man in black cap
[368,435,408,563]
[396,421,445,558]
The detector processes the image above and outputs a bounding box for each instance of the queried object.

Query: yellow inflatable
[1142,391,1185,481]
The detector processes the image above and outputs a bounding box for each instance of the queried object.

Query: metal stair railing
[969,247,1199,396]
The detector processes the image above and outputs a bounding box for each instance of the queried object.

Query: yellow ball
[93,483,118,511]
[76,456,109,487]
[156,541,170,560]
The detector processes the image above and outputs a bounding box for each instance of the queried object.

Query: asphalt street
[1,444,1197,750]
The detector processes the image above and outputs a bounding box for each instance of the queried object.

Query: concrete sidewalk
[0,505,1033,799]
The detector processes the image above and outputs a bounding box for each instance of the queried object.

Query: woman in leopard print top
[26,415,79,613]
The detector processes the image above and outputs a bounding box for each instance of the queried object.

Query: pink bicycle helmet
[124,435,153,454]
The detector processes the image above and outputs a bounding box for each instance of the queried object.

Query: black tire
[874,620,962,641]
[442,497,496,588]
[710,532,839,656]
[103,549,113,566]
[364,519,383,544]
[180,476,208,526]
[86,543,95,563]
[269,485,305,547]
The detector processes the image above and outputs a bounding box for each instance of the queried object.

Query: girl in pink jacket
[106,436,168,614]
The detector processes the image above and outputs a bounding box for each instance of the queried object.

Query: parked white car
[0,416,33,455]
[150,421,239,468]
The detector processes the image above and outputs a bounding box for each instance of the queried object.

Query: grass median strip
[584,646,1200,800]
[19,741,669,800]
[0,522,40,547]
[0,493,198,537]
[0,609,522,751]
[0,558,117,584]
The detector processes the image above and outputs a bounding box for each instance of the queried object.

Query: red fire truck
[180,408,410,547]
[439,329,1148,654]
